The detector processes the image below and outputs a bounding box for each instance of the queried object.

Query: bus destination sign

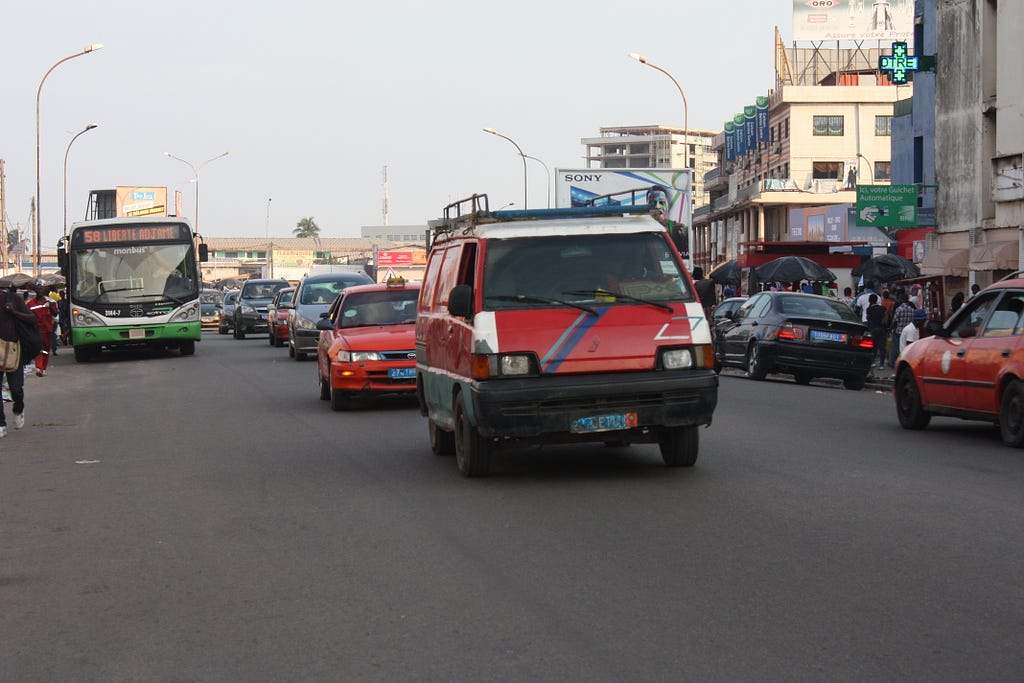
[71,223,191,246]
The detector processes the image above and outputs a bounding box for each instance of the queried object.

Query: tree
[293,217,320,239]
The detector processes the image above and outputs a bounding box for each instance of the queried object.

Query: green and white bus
[57,217,209,362]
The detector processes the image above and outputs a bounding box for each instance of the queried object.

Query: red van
[415,194,718,477]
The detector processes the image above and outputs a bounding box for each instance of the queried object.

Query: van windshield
[482,233,693,311]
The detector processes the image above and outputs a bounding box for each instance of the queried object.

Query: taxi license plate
[388,367,416,379]
[128,328,146,340]
[810,330,847,343]
[570,412,638,434]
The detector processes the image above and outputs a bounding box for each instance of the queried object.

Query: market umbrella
[41,273,66,286]
[707,259,742,286]
[0,272,35,288]
[755,256,836,283]
[851,253,920,283]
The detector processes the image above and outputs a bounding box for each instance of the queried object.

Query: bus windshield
[72,243,199,304]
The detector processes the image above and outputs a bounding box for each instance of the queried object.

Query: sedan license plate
[570,412,638,434]
[387,367,416,379]
[810,329,847,343]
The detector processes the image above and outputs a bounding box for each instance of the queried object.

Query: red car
[895,272,1024,446]
[267,286,296,347]
[316,279,420,410]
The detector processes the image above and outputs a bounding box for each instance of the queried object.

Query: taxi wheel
[319,368,331,401]
[454,397,491,477]
[429,419,455,456]
[998,379,1024,447]
[330,384,352,411]
[268,332,275,346]
[895,369,931,430]
[659,426,699,467]
[746,343,768,381]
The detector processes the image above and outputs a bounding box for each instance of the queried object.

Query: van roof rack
[428,193,660,237]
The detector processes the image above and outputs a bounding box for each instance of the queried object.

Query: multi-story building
[918,0,1023,293]
[580,126,718,209]
[694,41,904,275]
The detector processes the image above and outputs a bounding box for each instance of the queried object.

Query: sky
[2,0,793,248]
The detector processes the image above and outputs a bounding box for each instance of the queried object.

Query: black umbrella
[707,259,742,286]
[851,253,920,283]
[755,256,836,283]
[0,272,35,288]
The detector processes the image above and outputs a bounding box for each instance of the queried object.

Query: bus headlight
[170,303,200,323]
[71,308,104,327]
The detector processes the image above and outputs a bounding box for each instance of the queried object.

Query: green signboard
[855,185,917,228]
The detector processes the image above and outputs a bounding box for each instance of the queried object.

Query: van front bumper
[471,370,718,442]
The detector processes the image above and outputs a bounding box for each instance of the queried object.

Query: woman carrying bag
[0,285,37,438]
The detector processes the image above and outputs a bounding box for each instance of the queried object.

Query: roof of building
[205,236,397,250]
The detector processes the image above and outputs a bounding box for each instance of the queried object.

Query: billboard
[856,185,917,227]
[116,186,168,218]
[792,0,913,42]
[789,205,849,242]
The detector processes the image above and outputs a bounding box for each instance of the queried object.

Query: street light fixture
[63,124,98,237]
[483,128,528,209]
[629,52,692,268]
[163,151,230,233]
[857,153,875,184]
[35,43,104,276]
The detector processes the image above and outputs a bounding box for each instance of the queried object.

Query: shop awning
[920,248,969,277]
[969,240,1020,271]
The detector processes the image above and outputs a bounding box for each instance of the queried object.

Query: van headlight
[660,345,713,370]
[471,353,539,379]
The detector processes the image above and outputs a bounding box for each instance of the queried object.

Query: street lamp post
[35,43,104,276]
[483,128,528,209]
[629,52,692,268]
[163,151,229,233]
[63,124,98,238]
[857,153,875,184]
[523,154,551,208]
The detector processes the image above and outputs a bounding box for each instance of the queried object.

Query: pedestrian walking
[27,283,59,377]
[0,285,36,438]
[865,293,889,368]
[889,293,916,366]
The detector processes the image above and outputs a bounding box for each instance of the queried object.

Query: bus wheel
[180,340,196,356]
[73,346,94,363]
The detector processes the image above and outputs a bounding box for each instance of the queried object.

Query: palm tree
[293,217,320,239]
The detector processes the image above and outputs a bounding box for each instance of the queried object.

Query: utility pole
[382,165,390,226]
[0,159,7,275]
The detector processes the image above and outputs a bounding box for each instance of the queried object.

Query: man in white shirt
[900,308,929,353]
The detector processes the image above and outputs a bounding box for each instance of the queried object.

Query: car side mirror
[448,284,473,318]
[316,318,334,331]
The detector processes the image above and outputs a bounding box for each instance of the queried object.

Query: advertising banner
[744,105,757,148]
[756,95,770,145]
[724,121,735,162]
[789,205,849,242]
[792,0,913,42]
[734,113,747,157]
[855,184,917,227]
[116,186,168,218]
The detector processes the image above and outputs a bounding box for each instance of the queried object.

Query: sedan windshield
[482,233,692,311]
[339,289,419,328]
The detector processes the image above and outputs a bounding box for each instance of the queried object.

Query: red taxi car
[267,286,296,347]
[315,278,420,410]
[895,272,1024,446]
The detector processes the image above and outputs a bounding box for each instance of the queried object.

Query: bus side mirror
[198,243,209,262]
[57,243,68,275]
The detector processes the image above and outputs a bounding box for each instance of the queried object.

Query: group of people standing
[847,283,931,370]
[0,281,62,438]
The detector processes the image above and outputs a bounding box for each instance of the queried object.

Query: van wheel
[999,379,1024,447]
[454,398,491,477]
[659,426,699,467]
[429,419,455,456]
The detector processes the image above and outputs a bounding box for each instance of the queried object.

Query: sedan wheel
[330,385,352,411]
[999,379,1024,447]
[843,375,866,391]
[895,369,931,430]
[746,343,768,381]
[319,368,331,401]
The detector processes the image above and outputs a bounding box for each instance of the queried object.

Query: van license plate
[571,412,638,434]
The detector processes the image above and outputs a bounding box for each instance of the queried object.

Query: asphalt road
[2,333,1022,682]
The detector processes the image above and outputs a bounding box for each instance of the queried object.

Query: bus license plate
[810,330,847,343]
[388,367,416,379]
[570,412,638,434]
[129,328,146,339]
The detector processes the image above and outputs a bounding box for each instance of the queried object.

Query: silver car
[288,271,373,360]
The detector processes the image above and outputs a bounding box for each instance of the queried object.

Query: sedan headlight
[240,304,256,314]
[296,315,319,331]
[335,350,383,362]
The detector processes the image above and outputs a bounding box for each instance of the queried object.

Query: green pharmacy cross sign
[880,42,919,84]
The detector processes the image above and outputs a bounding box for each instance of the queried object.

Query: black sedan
[714,291,875,390]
